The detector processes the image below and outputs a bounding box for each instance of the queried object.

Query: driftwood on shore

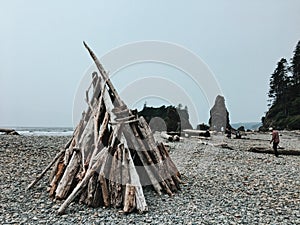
[0,128,19,135]
[160,132,180,142]
[248,147,300,156]
[27,42,182,215]
[183,129,210,138]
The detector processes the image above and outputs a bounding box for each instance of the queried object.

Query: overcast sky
[1,0,300,128]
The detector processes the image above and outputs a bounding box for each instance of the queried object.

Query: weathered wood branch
[57,147,109,214]
[27,148,66,190]
[123,184,136,213]
[83,41,124,107]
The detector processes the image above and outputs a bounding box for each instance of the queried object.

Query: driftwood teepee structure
[27,42,182,214]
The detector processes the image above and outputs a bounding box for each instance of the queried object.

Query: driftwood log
[161,132,174,142]
[248,147,300,156]
[0,128,19,135]
[27,42,182,215]
[183,129,210,138]
[160,132,180,142]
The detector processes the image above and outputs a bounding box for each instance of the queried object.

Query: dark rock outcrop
[138,105,193,132]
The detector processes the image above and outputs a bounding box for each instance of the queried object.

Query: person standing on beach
[270,128,280,157]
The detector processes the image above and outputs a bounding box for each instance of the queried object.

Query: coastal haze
[1,2,300,224]
[1,1,300,128]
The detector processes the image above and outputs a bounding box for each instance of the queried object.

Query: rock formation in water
[209,95,231,131]
[138,105,193,132]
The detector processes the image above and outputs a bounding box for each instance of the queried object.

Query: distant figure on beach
[225,127,231,138]
[235,130,241,139]
[270,128,280,157]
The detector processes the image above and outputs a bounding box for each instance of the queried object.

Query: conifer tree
[290,40,300,85]
[268,58,289,104]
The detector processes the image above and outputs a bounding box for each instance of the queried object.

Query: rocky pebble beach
[0,131,299,224]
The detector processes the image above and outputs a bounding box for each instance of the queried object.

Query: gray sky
[1,0,300,128]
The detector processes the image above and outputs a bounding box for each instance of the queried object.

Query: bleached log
[113,108,131,118]
[159,143,181,178]
[95,112,110,149]
[138,117,163,163]
[136,120,174,195]
[123,124,162,195]
[110,119,140,125]
[79,186,88,204]
[115,115,136,122]
[156,144,179,192]
[88,111,110,170]
[76,77,101,139]
[49,134,77,190]
[121,147,130,202]
[99,173,110,207]
[58,169,95,214]
[57,147,108,214]
[114,145,123,208]
[63,124,81,166]
[98,76,117,122]
[160,132,174,142]
[85,173,99,207]
[173,135,180,142]
[55,151,82,199]
[123,184,136,213]
[134,122,173,196]
[108,147,118,207]
[49,160,65,197]
[49,154,62,183]
[92,147,111,208]
[78,115,95,167]
[157,142,182,188]
[109,144,122,207]
[93,99,101,146]
[125,147,148,213]
[78,79,105,167]
[49,139,79,192]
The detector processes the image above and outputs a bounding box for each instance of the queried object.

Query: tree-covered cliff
[262,40,300,130]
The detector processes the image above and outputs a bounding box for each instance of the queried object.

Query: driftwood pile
[27,42,182,214]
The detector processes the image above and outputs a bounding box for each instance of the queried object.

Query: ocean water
[12,127,74,136]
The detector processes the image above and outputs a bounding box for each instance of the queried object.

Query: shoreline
[0,133,299,224]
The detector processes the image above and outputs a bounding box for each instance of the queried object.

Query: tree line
[261,40,300,130]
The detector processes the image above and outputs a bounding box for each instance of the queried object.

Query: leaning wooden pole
[83,41,124,108]
[27,148,66,190]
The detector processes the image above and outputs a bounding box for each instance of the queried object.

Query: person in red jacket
[270,128,280,157]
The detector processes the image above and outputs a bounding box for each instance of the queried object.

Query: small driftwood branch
[27,148,66,190]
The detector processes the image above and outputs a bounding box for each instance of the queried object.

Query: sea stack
[209,95,231,131]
